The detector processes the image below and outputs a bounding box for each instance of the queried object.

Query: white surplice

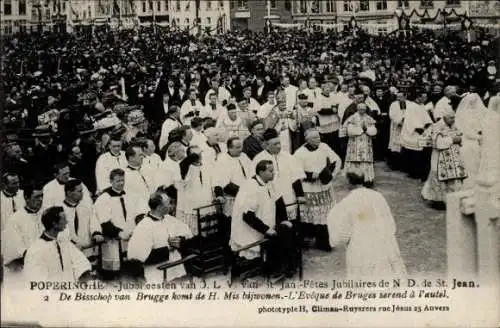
[176,164,217,234]
[230,176,279,259]
[252,150,305,219]
[294,143,342,225]
[94,188,148,271]
[159,117,182,150]
[215,152,253,216]
[128,214,193,282]
[23,234,91,281]
[42,178,93,209]
[327,187,407,279]
[95,151,128,192]
[1,190,25,230]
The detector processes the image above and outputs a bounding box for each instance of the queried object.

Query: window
[237,0,247,10]
[176,0,181,11]
[325,0,334,12]
[62,2,66,12]
[299,0,307,13]
[19,0,27,15]
[157,1,161,11]
[149,0,153,10]
[311,0,319,13]
[206,17,211,25]
[165,0,169,11]
[445,0,460,5]
[143,1,146,12]
[207,0,211,10]
[88,5,92,17]
[230,1,234,9]
[343,1,352,12]
[397,0,409,8]
[284,0,291,11]
[4,0,12,16]
[219,1,224,9]
[376,0,387,10]
[420,0,433,7]
[271,0,277,9]
[360,0,369,11]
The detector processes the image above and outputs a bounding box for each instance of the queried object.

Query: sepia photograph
[1,0,499,327]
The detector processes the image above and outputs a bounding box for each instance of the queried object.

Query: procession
[1,1,500,288]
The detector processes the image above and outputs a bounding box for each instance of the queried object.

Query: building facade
[291,0,336,25]
[135,0,170,26]
[230,0,293,31]
[169,0,230,34]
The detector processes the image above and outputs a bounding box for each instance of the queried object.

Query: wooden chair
[157,254,199,282]
[185,203,231,278]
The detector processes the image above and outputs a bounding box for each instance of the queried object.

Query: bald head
[305,128,321,148]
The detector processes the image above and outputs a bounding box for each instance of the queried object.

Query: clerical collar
[63,199,78,208]
[109,151,121,158]
[321,92,329,97]
[56,179,66,186]
[41,232,57,241]
[229,152,240,158]
[104,187,126,197]
[127,165,140,171]
[2,190,17,198]
[305,143,319,151]
[147,212,163,221]
[252,175,267,186]
[25,206,39,214]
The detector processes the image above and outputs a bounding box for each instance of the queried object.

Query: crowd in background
[1,25,499,282]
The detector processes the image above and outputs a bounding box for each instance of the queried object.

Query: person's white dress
[327,187,407,279]
[455,93,487,188]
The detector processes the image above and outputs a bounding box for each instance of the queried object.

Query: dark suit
[243,135,264,160]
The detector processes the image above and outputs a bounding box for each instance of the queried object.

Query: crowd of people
[1,25,499,283]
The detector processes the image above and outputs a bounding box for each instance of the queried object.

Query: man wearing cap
[1,173,25,230]
[294,128,341,251]
[343,103,378,186]
[422,107,466,208]
[159,105,182,151]
[252,129,306,220]
[124,109,147,145]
